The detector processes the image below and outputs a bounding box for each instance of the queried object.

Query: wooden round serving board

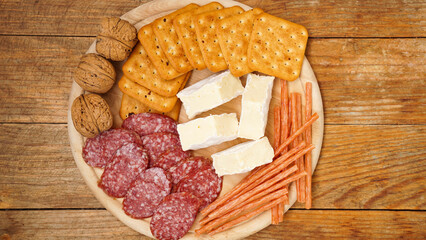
[67,0,324,239]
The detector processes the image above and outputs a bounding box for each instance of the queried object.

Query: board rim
[67,0,324,239]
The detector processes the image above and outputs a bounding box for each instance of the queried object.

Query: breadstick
[207,173,307,235]
[305,82,313,209]
[273,106,281,151]
[274,112,318,158]
[201,140,305,217]
[296,94,306,202]
[197,188,288,234]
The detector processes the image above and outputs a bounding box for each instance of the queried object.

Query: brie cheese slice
[212,137,274,176]
[177,70,244,119]
[238,73,275,140]
[177,113,239,151]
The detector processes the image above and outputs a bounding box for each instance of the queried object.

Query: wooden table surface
[0,0,425,239]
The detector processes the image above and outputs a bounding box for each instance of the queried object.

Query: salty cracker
[247,13,308,81]
[194,6,244,72]
[216,8,263,77]
[174,2,224,70]
[120,94,182,121]
[122,43,188,97]
[118,76,178,113]
[152,3,199,73]
[138,24,183,80]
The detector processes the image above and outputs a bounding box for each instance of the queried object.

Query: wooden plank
[0,36,93,124]
[0,209,425,239]
[0,124,101,209]
[307,38,426,125]
[0,36,424,125]
[1,124,424,209]
[0,0,424,37]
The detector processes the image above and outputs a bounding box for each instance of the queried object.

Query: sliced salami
[153,147,191,171]
[123,168,172,219]
[82,128,142,168]
[150,192,201,240]
[122,113,178,137]
[98,142,149,198]
[141,133,182,167]
[175,168,223,210]
[168,156,214,185]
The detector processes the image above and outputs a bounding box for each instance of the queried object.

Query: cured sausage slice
[153,147,191,171]
[82,128,142,168]
[123,168,172,219]
[150,192,201,240]
[175,168,223,210]
[141,133,182,167]
[122,113,178,137]
[98,142,149,198]
[168,156,213,185]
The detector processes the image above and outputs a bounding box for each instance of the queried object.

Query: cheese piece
[212,137,274,176]
[177,113,239,151]
[238,73,275,140]
[177,70,244,119]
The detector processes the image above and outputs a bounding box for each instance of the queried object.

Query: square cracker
[138,24,184,80]
[122,42,188,97]
[120,94,182,121]
[152,4,199,73]
[174,2,224,70]
[118,76,178,113]
[247,13,308,81]
[194,6,244,72]
[216,8,263,77]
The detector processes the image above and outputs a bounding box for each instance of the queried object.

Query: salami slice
[123,168,172,219]
[98,142,149,198]
[168,156,213,185]
[153,147,191,171]
[141,133,182,167]
[122,113,178,137]
[82,128,142,168]
[175,168,223,210]
[150,192,201,240]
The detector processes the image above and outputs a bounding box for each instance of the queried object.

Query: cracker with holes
[174,2,224,70]
[194,6,244,72]
[247,13,308,81]
[138,24,184,80]
[122,43,189,97]
[120,94,182,121]
[152,3,199,73]
[118,76,178,112]
[216,8,263,77]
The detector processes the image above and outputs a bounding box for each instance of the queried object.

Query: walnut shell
[74,53,116,93]
[71,94,113,138]
[96,17,138,61]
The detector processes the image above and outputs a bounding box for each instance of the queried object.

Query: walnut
[71,94,113,138]
[96,17,138,61]
[74,53,116,93]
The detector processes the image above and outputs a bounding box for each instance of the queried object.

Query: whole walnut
[71,94,113,138]
[96,17,138,61]
[74,53,116,93]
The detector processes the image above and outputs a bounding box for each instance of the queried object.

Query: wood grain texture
[1,209,425,239]
[0,124,101,209]
[0,36,424,124]
[0,36,93,123]
[1,124,424,210]
[0,0,424,37]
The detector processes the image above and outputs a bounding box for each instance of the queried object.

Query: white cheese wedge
[212,136,274,176]
[238,73,275,140]
[177,113,239,151]
[177,70,244,119]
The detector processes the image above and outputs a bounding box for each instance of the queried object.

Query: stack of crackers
[119,2,308,121]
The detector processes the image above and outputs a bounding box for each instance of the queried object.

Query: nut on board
[96,17,138,61]
[74,53,116,93]
[71,94,113,138]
